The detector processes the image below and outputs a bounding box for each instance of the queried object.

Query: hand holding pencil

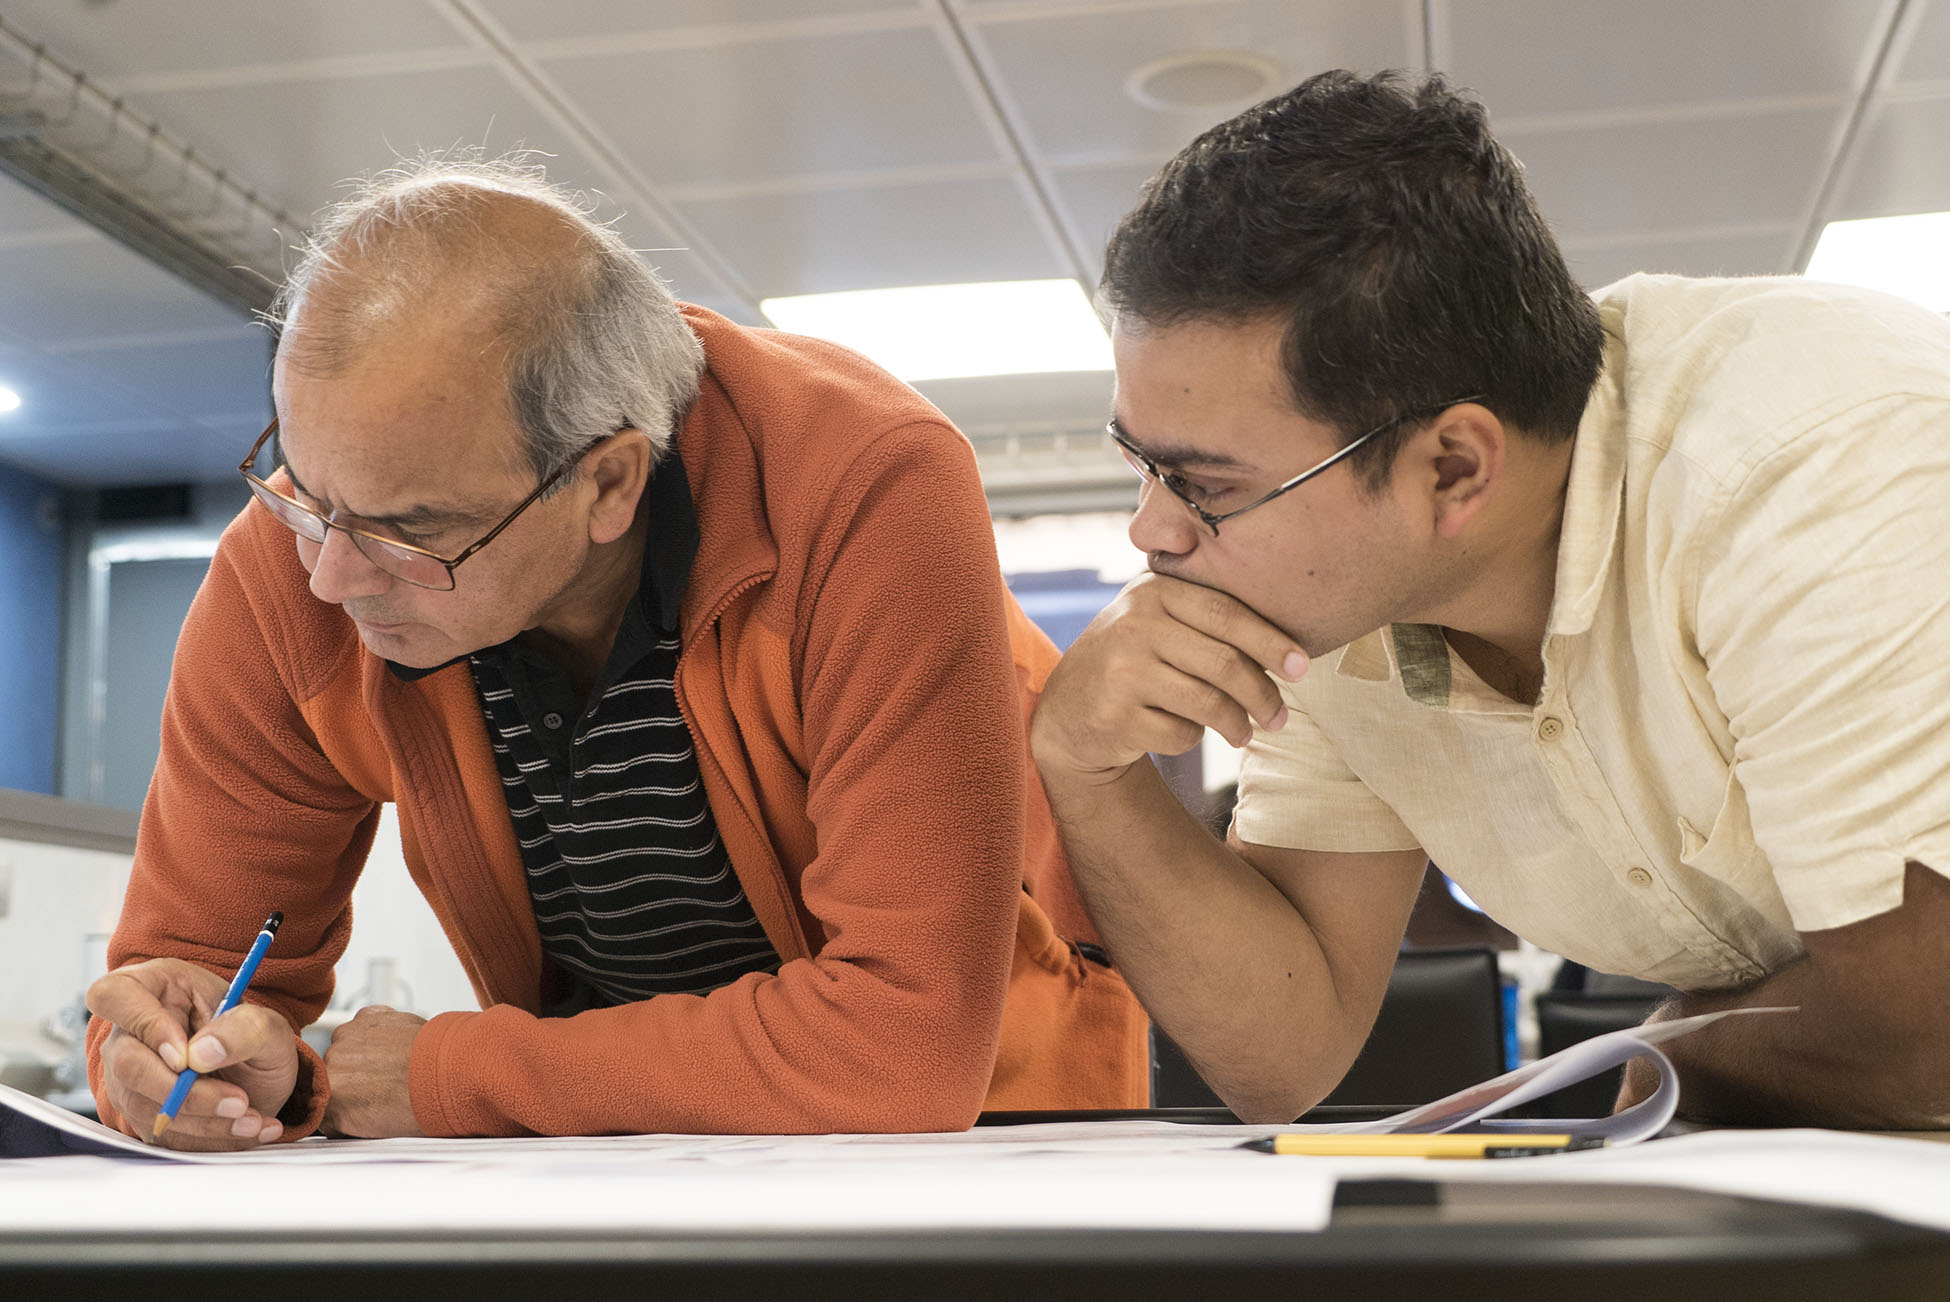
[151,912,283,1138]
[86,911,300,1150]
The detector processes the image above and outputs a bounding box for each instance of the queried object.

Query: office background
[1,0,1946,1062]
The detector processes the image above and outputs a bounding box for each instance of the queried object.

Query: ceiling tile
[55,330,273,428]
[952,0,1143,7]
[1500,105,1842,243]
[1892,0,1950,86]
[123,66,619,220]
[0,229,245,347]
[0,173,85,240]
[540,27,998,186]
[478,0,924,43]
[1830,94,1950,220]
[1448,0,1887,121]
[1045,160,1166,275]
[677,176,1065,297]
[1,0,467,79]
[0,339,187,437]
[1561,228,1799,290]
[967,0,1410,164]
[633,247,764,324]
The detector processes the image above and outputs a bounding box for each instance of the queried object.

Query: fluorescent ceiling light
[760,279,1112,382]
[0,385,20,413]
[1805,212,1950,313]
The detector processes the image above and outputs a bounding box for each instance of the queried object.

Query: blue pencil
[151,911,284,1140]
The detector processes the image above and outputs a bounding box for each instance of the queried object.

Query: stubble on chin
[351,618,442,668]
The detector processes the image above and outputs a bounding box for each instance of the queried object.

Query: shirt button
[1626,867,1653,888]
[542,712,565,730]
[1537,716,1564,741]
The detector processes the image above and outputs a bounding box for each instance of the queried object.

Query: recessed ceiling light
[0,385,20,414]
[1805,212,1950,313]
[1125,51,1282,112]
[760,280,1112,383]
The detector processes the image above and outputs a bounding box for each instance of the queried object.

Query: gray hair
[269,152,704,483]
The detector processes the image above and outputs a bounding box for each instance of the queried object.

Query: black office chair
[1529,987,1668,1118]
[1152,945,1507,1112]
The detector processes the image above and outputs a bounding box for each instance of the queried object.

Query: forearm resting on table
[1625,862,1950,1129]
[1042,760,1410,1123]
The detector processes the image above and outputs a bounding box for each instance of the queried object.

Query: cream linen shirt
[1234,274,1950,991]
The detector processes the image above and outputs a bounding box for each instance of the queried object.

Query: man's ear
[584,429,653,545]
[1414,404,1505,540]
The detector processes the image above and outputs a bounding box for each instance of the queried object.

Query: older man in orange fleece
[87,158,1146,1149]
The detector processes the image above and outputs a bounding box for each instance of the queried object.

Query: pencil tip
[150,1115,171,1140]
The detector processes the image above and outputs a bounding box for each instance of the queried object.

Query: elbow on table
[823,1064,989,1134]
[1210,1060,1346,1125]
[797,1024,997,1134]
[1221,1087,1331,1127]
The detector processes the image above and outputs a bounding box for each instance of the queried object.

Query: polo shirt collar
[1335,623,1527,715]
[1544,323,1629,640]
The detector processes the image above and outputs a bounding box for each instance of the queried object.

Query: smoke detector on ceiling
[1124,51,1283,112]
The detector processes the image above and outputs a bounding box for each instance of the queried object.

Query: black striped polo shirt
[390,447,780,1015]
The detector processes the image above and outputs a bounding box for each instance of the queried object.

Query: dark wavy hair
[1100,70,1603,490]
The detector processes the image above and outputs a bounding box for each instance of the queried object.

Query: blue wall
[0,462,63,793]
[1007,568,1124,651]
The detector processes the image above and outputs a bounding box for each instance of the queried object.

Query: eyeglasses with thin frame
[1107,395,1487,537]
[239,418,598,591]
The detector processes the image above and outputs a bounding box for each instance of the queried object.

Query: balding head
[272,156,704,482]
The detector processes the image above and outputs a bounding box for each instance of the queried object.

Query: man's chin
[1287,619,1375,662]
[354,619,438,664]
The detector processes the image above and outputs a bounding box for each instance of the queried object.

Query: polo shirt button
[1538,716,1564,741]
[1626,867,1653,887]
[542,712,565,730]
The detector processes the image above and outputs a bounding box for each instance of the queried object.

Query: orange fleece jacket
[88,306,1149,1138]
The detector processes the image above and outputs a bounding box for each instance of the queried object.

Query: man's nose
[305,526,392,603]
[1128,481,1201,560]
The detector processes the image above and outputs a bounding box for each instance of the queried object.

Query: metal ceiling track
[1788,0,1922,273]
[0,15,297,318]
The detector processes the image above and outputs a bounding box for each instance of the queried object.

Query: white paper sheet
[0,1146,1339,1235]
[1307,1128,1950,1235]
[1327,1006,1797,1141]
[5,1123,1948,1239]
[0,1005,1793,1165]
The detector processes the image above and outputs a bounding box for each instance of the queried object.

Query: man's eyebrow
[281,460,489,530]
[1107,416,1255,472]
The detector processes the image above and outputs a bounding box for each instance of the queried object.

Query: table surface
[7,1107,1949,1302]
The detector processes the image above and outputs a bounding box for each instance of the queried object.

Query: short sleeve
[1693,391,1950,930]
[1232,675,1422,853]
